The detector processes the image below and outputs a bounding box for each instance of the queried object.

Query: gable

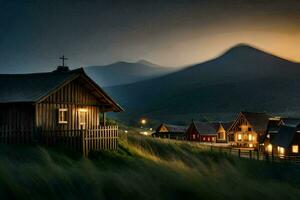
[228,113,251,132]
[158,125,169,132]
[38,74,122,112]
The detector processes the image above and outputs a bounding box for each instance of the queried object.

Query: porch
[0,125,118,156]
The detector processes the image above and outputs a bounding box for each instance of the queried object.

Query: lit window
[266,134,270,139]
[208,137,210,141]
[212,137,215,141]
[248,134,253,141]
[238,134,242,141]
[192,134,195,139]
[292,145,299,153]
[266,144,272,153]
[249,143,253,148]
[79,109,87,129]
[58,108,68,124]
[277,146,285,156]
[203,137,206,141]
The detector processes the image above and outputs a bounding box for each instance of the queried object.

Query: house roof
[156,124,187,133]
[241,111,271,132]
[280,118,300,127]
[271,125,298,148]
[0,67,123,112]
[191,121,216,135]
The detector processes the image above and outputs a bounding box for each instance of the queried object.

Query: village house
[186,121,217,142]
[211,122,233,143]
[270,124,300,157]
[153,123,187,140]
[262,118,300,156]
[0,63,123,155]
[227,111,271,149]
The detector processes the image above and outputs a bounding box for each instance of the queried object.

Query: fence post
[249,150,252,159]
[257,150,259,160]
[238,149,241,158]
[81,130,86,157]
[210,145,213,152]
[272,150,274,162]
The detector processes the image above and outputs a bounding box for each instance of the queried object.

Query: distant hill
[84,60,176,87]
[106,44,300,123]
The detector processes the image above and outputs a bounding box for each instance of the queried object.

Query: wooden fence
[195,144,300,164]
[0,125,118,156]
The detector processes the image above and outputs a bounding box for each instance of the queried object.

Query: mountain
[106,44,300,123]
[84,60,176,87]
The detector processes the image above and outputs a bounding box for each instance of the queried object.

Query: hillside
[0,134,300,199]
[106,44,300,122]
[84,60,176,87]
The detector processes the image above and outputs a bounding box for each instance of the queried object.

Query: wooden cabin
[262,118,300,155]
[186,121,217,142]
[227,112,271,149]
[270,124,300,157]
[211,122,233,143]
[0,66,123,155]
[153,124,187,140]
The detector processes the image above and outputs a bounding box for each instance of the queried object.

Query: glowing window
[292,145,299,153]
[266,134,270,139]
[208,137,210,141]
[192,134,196,139]
[203,137,206,141]
[248,134,253,141]
[249,143,253,148]
[237,134,242,141]
[266,144,272,153]
[277,146,285,155]
[79,109,87,129]
[58,108,68,124]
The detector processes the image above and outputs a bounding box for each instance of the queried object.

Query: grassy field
[0,133,300,199]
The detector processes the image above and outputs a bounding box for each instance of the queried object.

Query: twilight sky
[0,0,300,73]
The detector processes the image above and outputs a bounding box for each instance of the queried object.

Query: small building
[270,124,300,157]
[227,111,271,149]
[153,123,187,140]
[262,118,300,155]
[186,121,217,142]
[211,122,233,143]
[0,65,123,155]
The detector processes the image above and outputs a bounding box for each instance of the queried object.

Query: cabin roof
[241,111,271,132]
[271,125,298,148]
[191,121,216,135]
[0,67,123,112]
[280,118,300,127]
[156,124,187,133]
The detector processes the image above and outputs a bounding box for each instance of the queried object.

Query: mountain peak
[136,59,160,68]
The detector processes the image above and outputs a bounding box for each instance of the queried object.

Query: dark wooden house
[270,124,300,157]
[153,123,187,140]
[262,118,300,156]
[186,121,217,142]
[227,112,271,149]
[0,66,123,155]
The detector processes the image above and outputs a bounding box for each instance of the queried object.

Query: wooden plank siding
[0,104,35,144]
[36,79,102,131]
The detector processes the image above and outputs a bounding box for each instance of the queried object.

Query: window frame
[58,108,68,124]
[292,145,299,153]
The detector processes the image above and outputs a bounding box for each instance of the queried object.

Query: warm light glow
[249,143,253,148]
[278,146,285,156]
[140,119,147,125]
[292,145,299,153]
[248,134,253,141]
[238,134,242,141]
[266,134,270,139]
[266,144,272,153]
[78,108,88,112]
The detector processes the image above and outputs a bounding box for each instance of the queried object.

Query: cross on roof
[59,55,68,67]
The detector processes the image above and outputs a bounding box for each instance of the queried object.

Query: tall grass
[0,134,299,199]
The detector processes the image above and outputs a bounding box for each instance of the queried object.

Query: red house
[186,121,217,142]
